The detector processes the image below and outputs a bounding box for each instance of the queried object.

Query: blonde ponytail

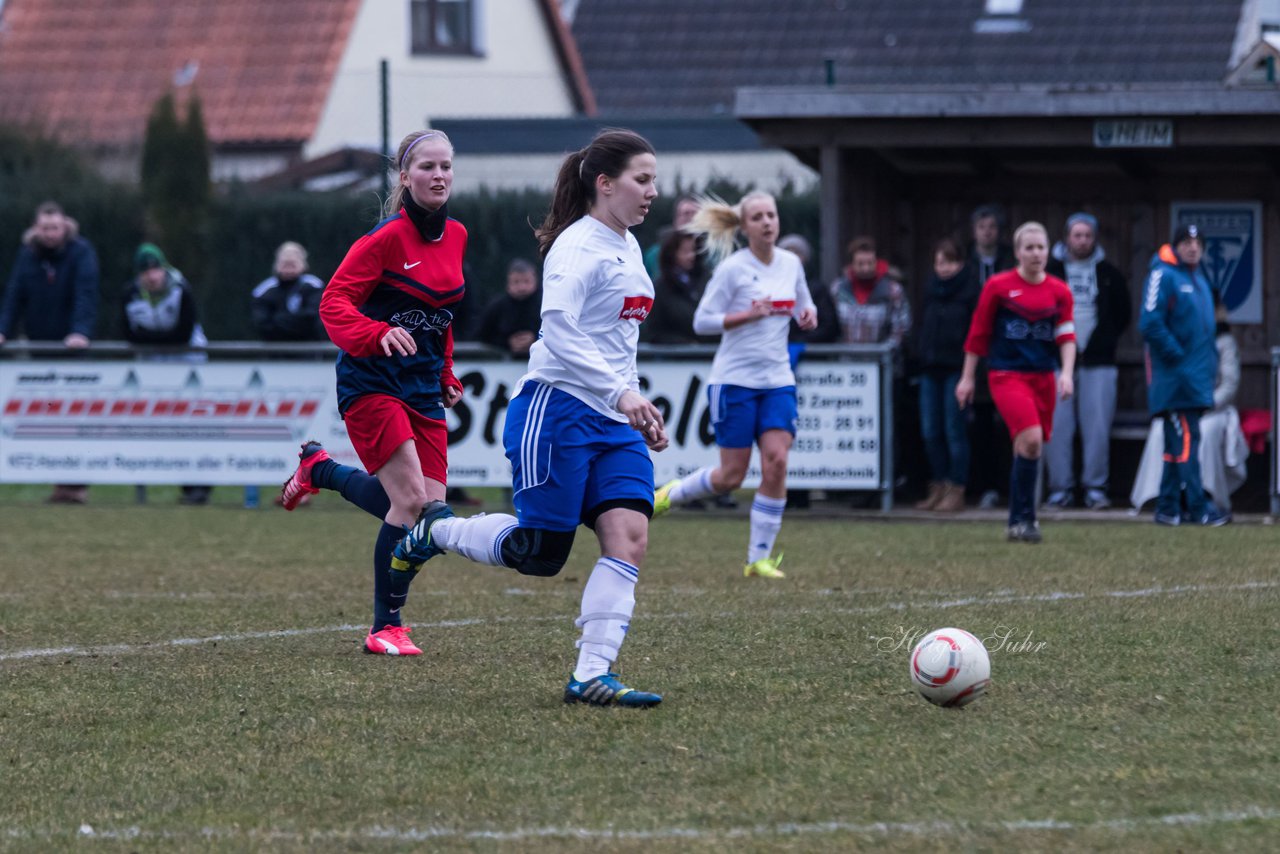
[684,190,776,265]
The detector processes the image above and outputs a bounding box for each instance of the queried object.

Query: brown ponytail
[535,128,655,259]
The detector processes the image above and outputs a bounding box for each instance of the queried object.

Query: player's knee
[500,527,576,577]
[760,448,788,476]
[719,465,747,491]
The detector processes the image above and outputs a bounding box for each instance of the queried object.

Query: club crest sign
[1170,202,1263,324]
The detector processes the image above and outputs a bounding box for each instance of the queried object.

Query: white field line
[1,579,1276,664]
[8,804,1274,844]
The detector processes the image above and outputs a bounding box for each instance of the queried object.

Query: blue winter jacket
[0,224,99,341]
[1138,245,1217,415]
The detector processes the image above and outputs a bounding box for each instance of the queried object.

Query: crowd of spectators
[0,199,1253,516]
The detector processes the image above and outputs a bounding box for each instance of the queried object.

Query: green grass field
[1,492,1277,852]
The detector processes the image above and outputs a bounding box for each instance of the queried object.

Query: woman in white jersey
[392,129,669,708]
[653,192,818,578]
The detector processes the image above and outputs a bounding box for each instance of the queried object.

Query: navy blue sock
[312,460,391,520]
[372,522,408,632]
[1009,455,1039,525]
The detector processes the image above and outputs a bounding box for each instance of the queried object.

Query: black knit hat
[1171,223,1203,246]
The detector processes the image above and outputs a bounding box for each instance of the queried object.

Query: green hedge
[1,131,818,340]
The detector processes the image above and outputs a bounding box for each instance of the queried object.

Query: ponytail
[535,150,591,259]
[684,190,775,265]
[535,128,655,259]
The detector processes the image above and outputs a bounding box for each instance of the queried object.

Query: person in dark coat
[251,242,326,341]
[0,201,100,504]
[644,227,714,344]
[475,258,542,356]
[122,243,212,505]
[914,237,980,512]
[1138,224,1229,527]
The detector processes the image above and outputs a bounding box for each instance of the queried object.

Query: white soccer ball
[909,627,991,708]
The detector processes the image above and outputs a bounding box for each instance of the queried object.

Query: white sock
[431,513,517,566]
[747,494,786,564]
[572,557,637,682]
[669,467,716,503]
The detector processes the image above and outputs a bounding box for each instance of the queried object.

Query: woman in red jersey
[279,129,467,656]
[956,221,1076,544]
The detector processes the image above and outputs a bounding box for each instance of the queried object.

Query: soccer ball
[909,627,991,708]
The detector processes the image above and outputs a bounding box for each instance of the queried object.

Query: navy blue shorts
[708,384,798,448]
[503,382,655,531]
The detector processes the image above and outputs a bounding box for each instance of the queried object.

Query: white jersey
[693,247,815,389]
[518,215,654,421]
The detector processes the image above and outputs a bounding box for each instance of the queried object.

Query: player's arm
[955,280,998,408]
[320,235,397,357]
[694,260,767,332]
[1055,284,1077,400]
[793,264,818,331]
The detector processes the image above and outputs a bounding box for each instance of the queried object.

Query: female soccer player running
[653,192,818,578]
[392,129,669,708]
[956,221,1076,543]
[278,130,466,655]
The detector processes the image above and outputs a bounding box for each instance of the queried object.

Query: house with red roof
[0,0,593,184]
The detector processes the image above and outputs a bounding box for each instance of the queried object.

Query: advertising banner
[0,356,884,489]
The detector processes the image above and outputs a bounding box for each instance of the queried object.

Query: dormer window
[411,0,480,56]
[975,0,1031,34]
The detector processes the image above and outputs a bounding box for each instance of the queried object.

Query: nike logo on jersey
[618,295,653,321]
[404,261,421,269]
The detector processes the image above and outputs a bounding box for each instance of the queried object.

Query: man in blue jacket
[0,201,99,348]
[0,201,100,504]
[1138,224,1229,526]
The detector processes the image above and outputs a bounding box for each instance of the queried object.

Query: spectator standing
[829,236,911,348]
[957,222,1076,544]
[251,242,326,341]
[0,201,100,504]
[644,228,713,344]
[914,237,979,513]
[475,258,542,356]
[1137,224,1230,526]
[965,204,1016,510]
[121,242,212,505]
[1043,213,1131,509]
[830,236,911,507]
[1131,301,1247,512]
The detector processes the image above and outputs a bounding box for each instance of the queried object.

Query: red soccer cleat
[364,625,422,656]
[280,441,330,511]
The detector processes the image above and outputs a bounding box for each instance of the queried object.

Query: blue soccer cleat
[564,672,662,708]
[391,500,455,570]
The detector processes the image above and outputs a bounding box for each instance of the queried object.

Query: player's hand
[380,327,416,357]
[955,376,975,409]
[1058,373,1074,401]
[643,424,670,452]
[796,307,818,331]
[63,333,90,349]
[617,390,665,440]
[748,299,772,320]
[442,384,463,408]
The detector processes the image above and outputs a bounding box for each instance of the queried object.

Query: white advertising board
[0,357,883,489]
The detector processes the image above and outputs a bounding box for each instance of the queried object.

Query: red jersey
[321,210,466,417]
[964,269,1075,373]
